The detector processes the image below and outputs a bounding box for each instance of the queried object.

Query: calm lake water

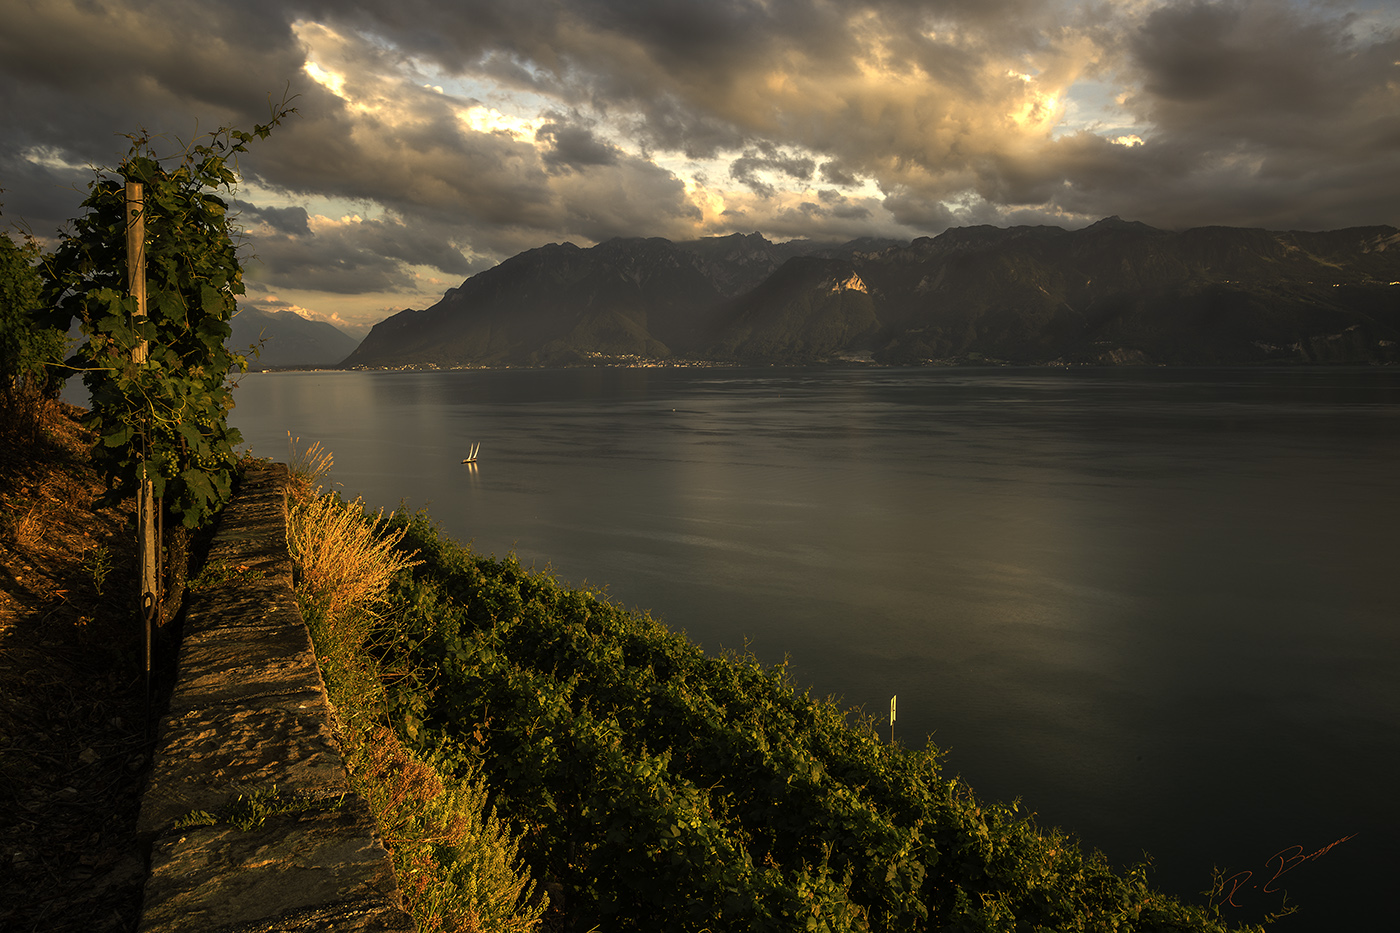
[228,366,1399,930]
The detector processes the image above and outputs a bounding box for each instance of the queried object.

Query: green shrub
[375,510,1264,933]
[0,220,66,440]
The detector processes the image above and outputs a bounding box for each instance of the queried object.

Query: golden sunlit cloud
[1009,89,1063,131]
[303,60,346,99]
[683,179,729,228]
[456,106,542,140]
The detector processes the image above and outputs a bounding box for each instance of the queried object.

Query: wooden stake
[126,181,147,365]
[127,181,159,719]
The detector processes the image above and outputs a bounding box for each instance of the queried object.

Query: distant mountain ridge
[231,307,360,369]
[341,221,1400,368]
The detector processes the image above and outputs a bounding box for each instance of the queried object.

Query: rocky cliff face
[342,221,1400,368]
[712,257,880,361]
[875,220,1400,365]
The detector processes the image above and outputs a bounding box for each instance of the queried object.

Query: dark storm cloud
[239,202,482,295]
[303,0,1058,175]
[0,152,79,239]
[817,188,873,221]
[881,189,975,230]
[0,0,309,242]
[1102,0,1400,227]
[548,154,702,242]
[0,0,303,156]
[1128,0,1400,145]
[617,93,748,160]
[244,242,406,295]
[819,162,863,188]
[0,1,696,256]
[254,89,558,232]
[536,118,621,168]
[730,145,817,196]
[409,0,1395,233]
[233,201,313,237]
[243,223,429,296]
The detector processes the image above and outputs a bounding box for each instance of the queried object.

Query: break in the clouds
[2,0,1397,331]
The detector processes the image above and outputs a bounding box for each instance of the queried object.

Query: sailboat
[461,442,480,464]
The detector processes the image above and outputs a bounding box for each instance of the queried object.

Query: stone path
[136,463,412,933]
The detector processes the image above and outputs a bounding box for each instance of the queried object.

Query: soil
[0,403,151,933]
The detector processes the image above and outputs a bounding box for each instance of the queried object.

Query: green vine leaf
[44,101,296,530]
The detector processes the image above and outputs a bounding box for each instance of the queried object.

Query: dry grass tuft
[286,432,335,500]
[287,494,418,624]
[285,447,544,933]
[4,498,46,550]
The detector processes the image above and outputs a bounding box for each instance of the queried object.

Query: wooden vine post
[125,180,160,701]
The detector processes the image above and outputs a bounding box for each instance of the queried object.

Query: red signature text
[1215,833,1357,909]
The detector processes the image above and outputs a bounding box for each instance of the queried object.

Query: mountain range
[230,307,360,370]
[340,219,1400,368]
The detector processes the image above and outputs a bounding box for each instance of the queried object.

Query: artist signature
[1211,833,1357,910]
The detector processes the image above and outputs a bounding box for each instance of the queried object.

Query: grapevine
[46,104,294,529]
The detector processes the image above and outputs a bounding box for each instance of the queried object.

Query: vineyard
[3,104,1261,931]
[364,509,1259,933]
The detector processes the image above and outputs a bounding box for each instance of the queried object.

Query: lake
[228,366,1400,931]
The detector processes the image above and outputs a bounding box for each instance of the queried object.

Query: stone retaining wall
[135,463,412,932]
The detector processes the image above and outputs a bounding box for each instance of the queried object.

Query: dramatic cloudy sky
[2,0,1398,333]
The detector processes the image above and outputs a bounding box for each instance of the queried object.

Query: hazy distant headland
[231,306,361,370]
[264,219,1400,370]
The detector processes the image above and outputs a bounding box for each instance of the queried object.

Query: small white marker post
[889,694,897,745]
